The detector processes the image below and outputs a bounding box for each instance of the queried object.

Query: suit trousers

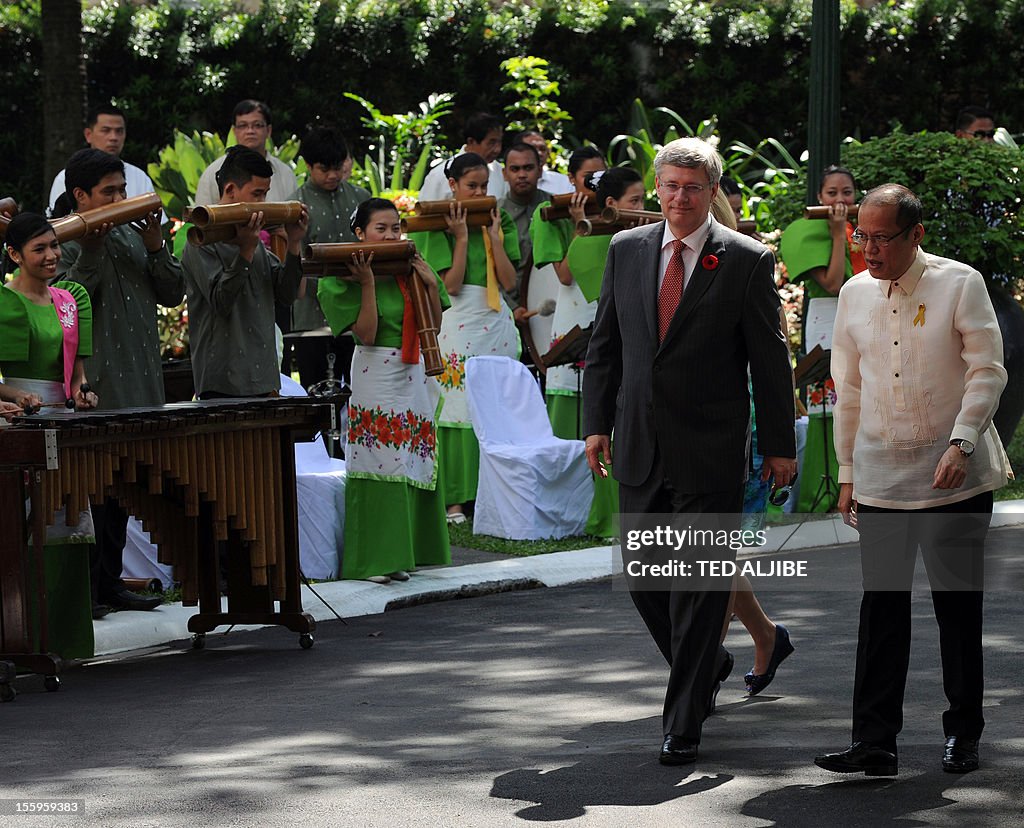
[90,497,129,603]
[619,450,743,742]
[852,490,991,752]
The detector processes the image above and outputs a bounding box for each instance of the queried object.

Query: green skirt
[342,476,451,580]
[438,425,479,506]
[796,412,839,512]
[27,542,95,660]
[546,392,619,538]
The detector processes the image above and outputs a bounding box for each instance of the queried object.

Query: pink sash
[48,286,80,401]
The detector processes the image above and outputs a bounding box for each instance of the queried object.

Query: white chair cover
[465,356,593,539]
[122,518,175,588]
[279,374,346,579]
[121,377,346,584]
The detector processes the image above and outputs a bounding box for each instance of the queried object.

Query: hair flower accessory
[702,254,719,270]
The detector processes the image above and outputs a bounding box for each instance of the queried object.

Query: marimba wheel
[299,633,314,650]
[0,684,15,702]
[43,675,60,692]
[191,633,206,650]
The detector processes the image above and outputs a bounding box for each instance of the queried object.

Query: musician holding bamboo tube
[408,152,521,524]
[287,126,370,389]
[54,148,181,614]
[317,198,450,582]
[778,165,863,513]
[182,146,309,399]
[0,212,97,654]
[546,168,644,538]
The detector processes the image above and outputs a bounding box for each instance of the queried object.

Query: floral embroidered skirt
[343,346,450,579]
[435,284,518,506]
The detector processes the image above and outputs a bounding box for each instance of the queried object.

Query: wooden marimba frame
[0,398,334,684]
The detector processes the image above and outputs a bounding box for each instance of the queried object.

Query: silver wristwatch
[950,439,975,457]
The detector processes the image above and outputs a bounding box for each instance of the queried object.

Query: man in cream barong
[815,184,1011,778]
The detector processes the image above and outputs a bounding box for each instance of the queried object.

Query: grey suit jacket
[582,219,796,494]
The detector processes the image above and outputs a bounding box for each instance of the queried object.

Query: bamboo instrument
[0,197,17,239]
[539,192,598,222]
[737,219,758,235]
[186,225,238,246]
[189,201,304,228]
[401,196,497,234]
[576,207,663,236]
[303,241,442,375]
[804,205,859,220]
[48,192,164,243]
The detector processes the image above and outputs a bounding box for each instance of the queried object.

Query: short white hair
[653,137,723,186]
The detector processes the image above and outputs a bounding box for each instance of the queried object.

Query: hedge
[2,0,1023,209]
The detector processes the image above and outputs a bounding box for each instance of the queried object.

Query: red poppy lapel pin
[702,254,719,270]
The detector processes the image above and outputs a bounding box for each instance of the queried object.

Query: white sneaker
[366,575,392,585]
[446,512,467,525]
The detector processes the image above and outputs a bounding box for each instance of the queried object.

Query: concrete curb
[91,500,1024,657]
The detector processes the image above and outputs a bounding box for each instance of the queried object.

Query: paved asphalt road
[3,533,1023,828]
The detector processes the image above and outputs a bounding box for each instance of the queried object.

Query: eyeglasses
[768,473,798,507]
[971,129,996,139]
[235,121,268,132]
[658,181,711,197]
[850,224,914,248]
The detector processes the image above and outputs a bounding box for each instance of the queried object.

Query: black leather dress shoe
[92,603,111,620]
[660,735,698,765]
[744,623,795,696]
[706,650,735,719]
[104,589,162,611]
[942,737,979,773]
[814,742,898,776]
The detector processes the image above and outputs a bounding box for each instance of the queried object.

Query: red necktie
[658,239,685,342]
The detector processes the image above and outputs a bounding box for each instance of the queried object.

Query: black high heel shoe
[744,624,794,695]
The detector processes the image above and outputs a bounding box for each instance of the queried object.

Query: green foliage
[772,131,1024,288]
[147,130,227,220]
[343,92,453,195]
[147,129,305,219]
[500,56,573,142]
[4,0,1024,210]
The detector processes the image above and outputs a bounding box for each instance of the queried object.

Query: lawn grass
[995,418,1024,501]
[447,521,612,556]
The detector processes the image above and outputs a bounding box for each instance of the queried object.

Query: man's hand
[762,456,796,488]
[837,482,857,528]
[286,205,310,251]
[933,444,969,489]
[230,211,264,261]
[79,221,115,251]
[585,434,612,478]
[129,210,164,253]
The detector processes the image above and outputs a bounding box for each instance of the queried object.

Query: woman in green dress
[1,212,98,657]
[778,165,864,512]
[408,152,521,524]
[317,198,450,583]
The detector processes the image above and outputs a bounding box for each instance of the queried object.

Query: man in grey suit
[582,137,797,765]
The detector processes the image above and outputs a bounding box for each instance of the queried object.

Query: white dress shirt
[832,247,1010,508]
[658,214,712,293]
[49,161,164,221]
[417,151,508,201]
[539,168,573,196]
[193,153,298,206]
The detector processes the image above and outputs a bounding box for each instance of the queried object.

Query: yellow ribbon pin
[913,303,925,327]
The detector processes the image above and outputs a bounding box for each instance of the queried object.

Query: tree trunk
[40,0,86,194]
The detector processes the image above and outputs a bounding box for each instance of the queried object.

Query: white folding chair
[465,356,593,539]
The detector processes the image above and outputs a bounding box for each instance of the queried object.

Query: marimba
[0,398,334,684]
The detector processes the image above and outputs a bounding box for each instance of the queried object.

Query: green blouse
[779,218,853,301]
[566,234,612,303]
[317,272,451,349]
[409,209,520,286]
[0,281,93,382]
[529,201,574,268]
